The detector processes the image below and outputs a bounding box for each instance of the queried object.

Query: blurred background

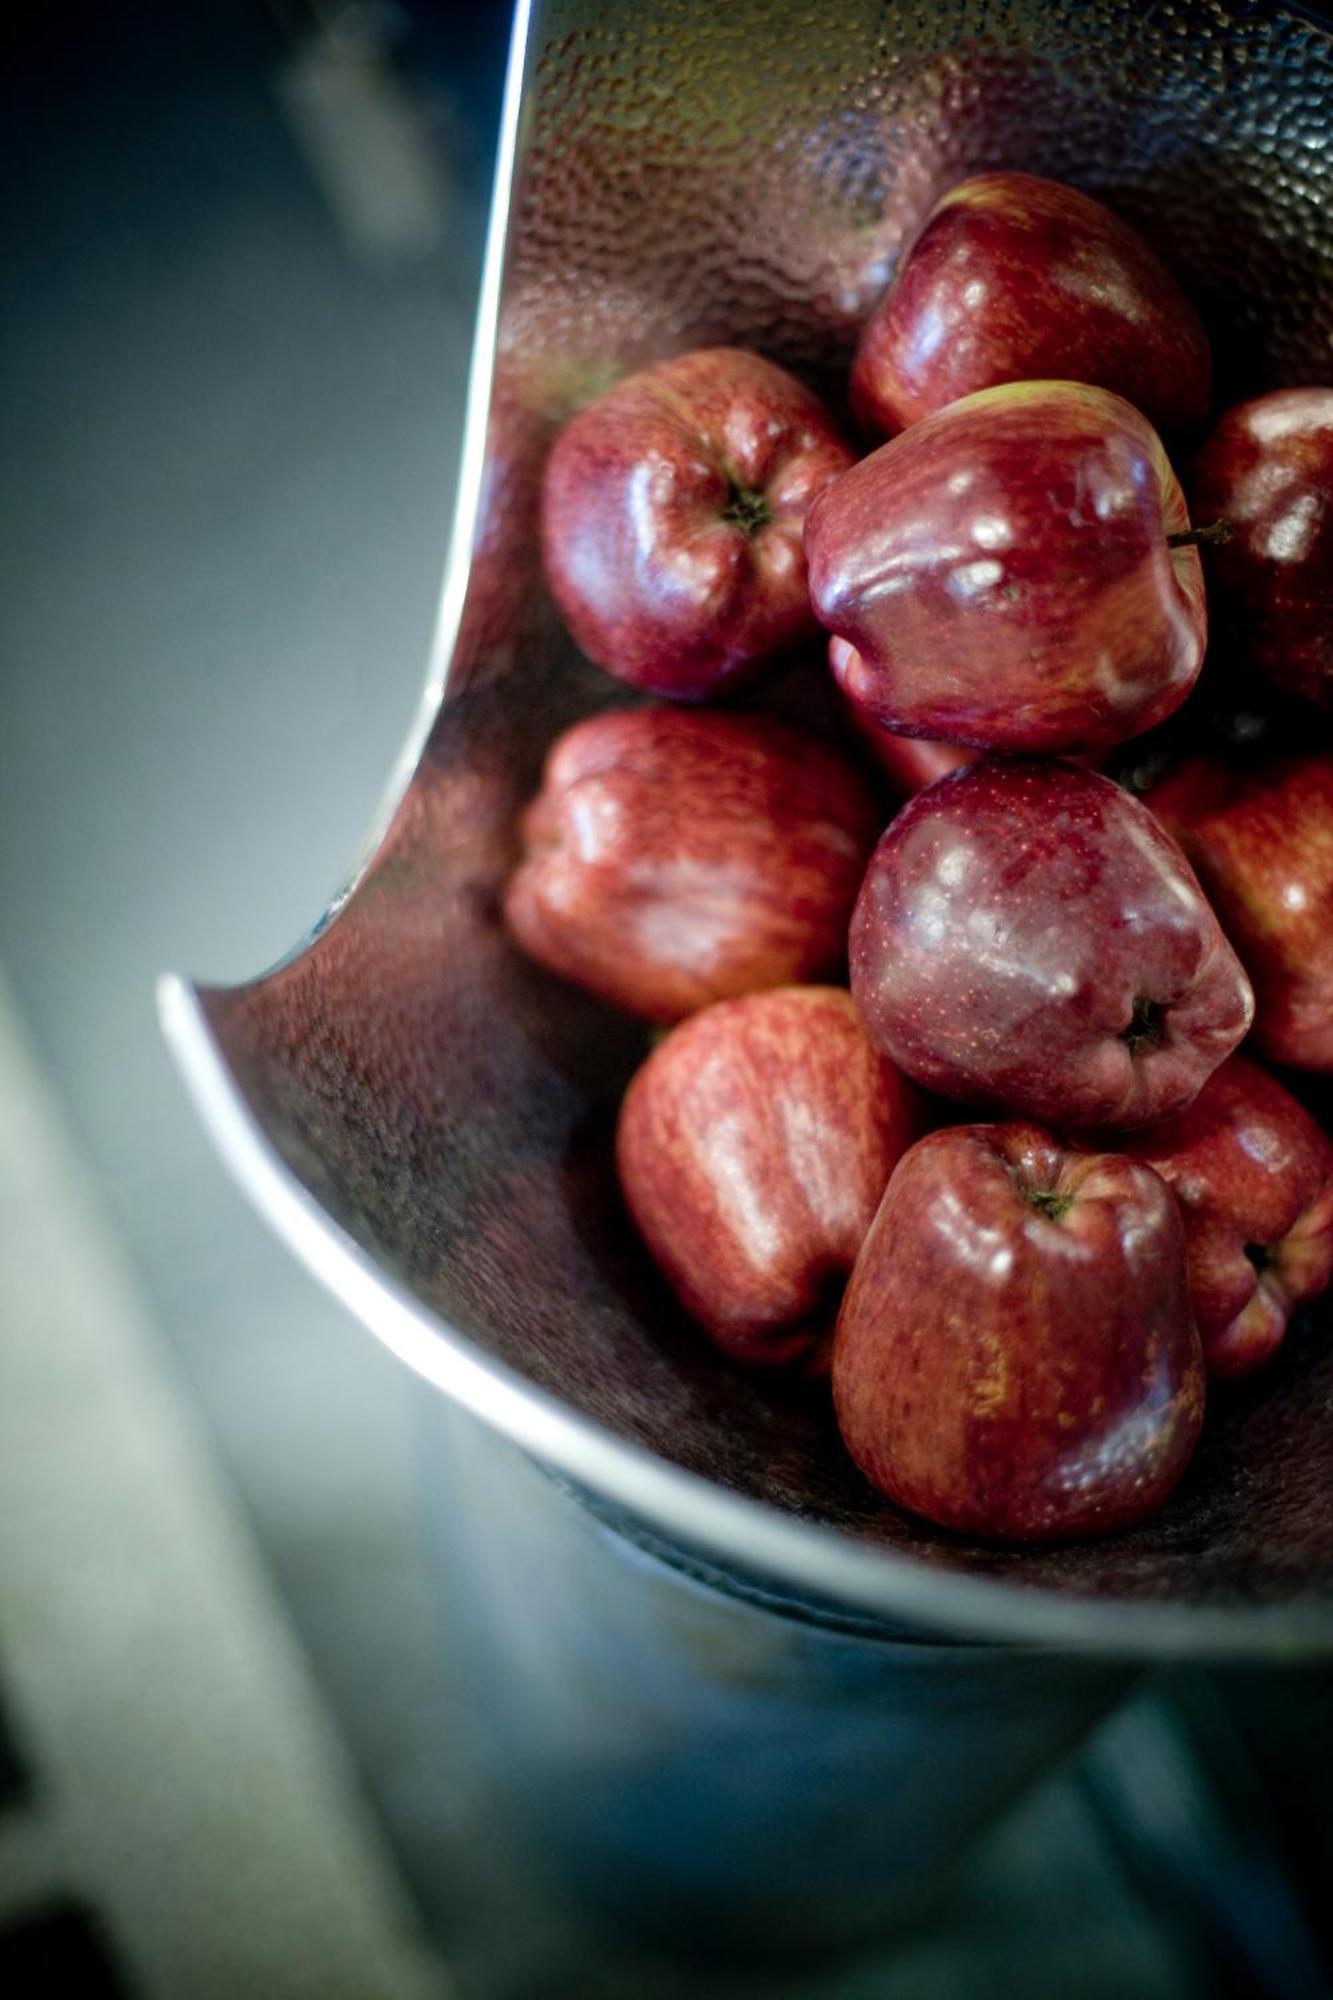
[2,4,1331,1996]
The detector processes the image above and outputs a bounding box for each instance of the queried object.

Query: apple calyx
[720,482,771,536]
[1022,1185,1075,1223]
[1167,519,1233,551]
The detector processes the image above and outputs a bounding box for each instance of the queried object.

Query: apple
[832,1122,1205,1541]
[617,987,920,1366]
[1115,1056,1333,1380]
[805,382,1207,756]
[1188,388,1333,710]
[850,171,1212,440]
[540,347,855,699]
[1148,753,1333,1074]
[505,707,882,1023]
[849,758,1253,1129]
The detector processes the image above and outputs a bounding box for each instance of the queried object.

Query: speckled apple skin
[541,347,855,699]
[505,707,883,1024]
[617,987,921,1367]
[1189,389,1333,710]
[849,759,1253,1129]
[828,636,1105,790]
[1150,753,1333,1075]
[832,1123,1205,1543]
[805,383,1206,756]
[1116,1056,1333,1380]
[829,637,980,791]
[851,172,1212,439]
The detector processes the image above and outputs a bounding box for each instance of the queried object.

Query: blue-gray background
[2,0,508,1955]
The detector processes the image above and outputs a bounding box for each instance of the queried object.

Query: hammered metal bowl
[162,0,1333,1656]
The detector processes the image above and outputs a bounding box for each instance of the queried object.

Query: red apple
[805,383,1207,756]
[833,1122,1205,1541]
[851,171,1212,440]
[849,759,1253,1129]
[540,347,855,700]
[1148,753,1333,1074]
[617,987,920,1366]
[1115,1056,1333,1380]
[1189,389,1333,710]
[505,707,882,1023]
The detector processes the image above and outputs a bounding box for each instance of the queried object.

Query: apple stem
[1121,994,1167,1054]
[1167,518,1232,551]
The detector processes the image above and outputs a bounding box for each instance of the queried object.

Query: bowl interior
[195,0,1333,1633]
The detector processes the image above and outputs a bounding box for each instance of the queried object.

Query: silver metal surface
[162,0,1333,1658]
[418,1395,1133,1959]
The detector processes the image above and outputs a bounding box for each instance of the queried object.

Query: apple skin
[1188,389,1333,710]
[540,347,855,700]
[805,382,1206,756]
[1148,753,1333,1074]
[830,636,1106,791]
[832,1122,1205,1542]
[829,637,980,791]
[1114,1056,1333,1380]
[850,172,1212,440]
[617,987,921,1367]
[505,707,882,1024]
[849,759,1254,1129]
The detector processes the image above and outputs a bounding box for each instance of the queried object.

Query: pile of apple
[504,172,1333,1544]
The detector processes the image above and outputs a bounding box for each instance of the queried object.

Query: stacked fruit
[504,173,1333,1543]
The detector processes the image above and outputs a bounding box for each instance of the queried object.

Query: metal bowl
[161,0,1333,1658]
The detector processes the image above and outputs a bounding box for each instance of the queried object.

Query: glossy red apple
[617,987,920,1366]
[1189,388,1333,710]
[1115,1056,1333,1380]
[850,759,1253,1129]
[833,1122,1205,1541]
[806,383,1207,756]
[505,707,882,1023]
[1148,753,1333,1074]
[851,171,1212,439]
[540,347,855,699]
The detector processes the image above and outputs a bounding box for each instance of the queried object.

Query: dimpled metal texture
[197,0,1333,1629]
